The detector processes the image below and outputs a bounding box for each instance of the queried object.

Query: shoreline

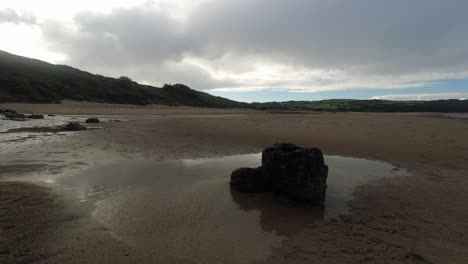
[1,102,467,263]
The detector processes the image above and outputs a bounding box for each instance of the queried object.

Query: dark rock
[230,143,328,205]
[4,112,27,119]
[0,108,17,114]
[85,118,100,123]
[27,114,44,119]
[48,114,56,116]
[64,122,87,131]
[230,167,268,192]
[263,143,328,204]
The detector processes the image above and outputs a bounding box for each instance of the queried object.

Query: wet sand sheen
[48,153,409,264]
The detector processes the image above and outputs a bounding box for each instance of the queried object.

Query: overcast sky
[1,0,468,102]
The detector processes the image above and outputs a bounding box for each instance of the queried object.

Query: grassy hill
[0,50,248,108]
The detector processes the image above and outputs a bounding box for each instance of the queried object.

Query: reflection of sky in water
[52,153,409,264]
[0,115,82,148]
[0,116,67,151]
[1,115,77,132]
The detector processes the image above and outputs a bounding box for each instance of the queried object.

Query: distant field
[252,99,468,113]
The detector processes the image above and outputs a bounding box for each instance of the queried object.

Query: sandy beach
[1,102,468,263]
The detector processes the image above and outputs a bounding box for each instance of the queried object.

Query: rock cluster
[1,109,24,119]
[4,112,27,119]
[230,143,328,205]
[2,109,96,132]
[1,109,44,120]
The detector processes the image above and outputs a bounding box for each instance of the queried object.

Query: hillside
[0,50,247,108]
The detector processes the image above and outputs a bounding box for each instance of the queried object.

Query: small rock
[230,167,267,192]
[85,117,100,123]
[27,114,44,119]
[64,122,87,131]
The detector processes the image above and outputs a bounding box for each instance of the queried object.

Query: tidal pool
[53,153,409,264]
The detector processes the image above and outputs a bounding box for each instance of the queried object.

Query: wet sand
[1,102,468,263]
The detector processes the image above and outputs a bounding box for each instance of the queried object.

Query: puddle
[0,114,117,133]
[0,115,111,159]
[47,153,409,264]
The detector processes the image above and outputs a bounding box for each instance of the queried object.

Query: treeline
[252,99,468,113]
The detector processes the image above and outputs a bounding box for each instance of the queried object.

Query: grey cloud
[41,0,468,90]
[189,0,468,73]
[43,7,186,66]
[0,8,36,24]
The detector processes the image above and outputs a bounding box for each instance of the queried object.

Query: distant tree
[117,76,135,89]
[118,76,133,82]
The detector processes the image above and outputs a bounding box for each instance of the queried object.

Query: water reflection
[230,188,324,236]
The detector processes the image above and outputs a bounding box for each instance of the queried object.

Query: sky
[1,0,468,102]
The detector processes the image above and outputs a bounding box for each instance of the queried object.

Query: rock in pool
[230,167,268,192]
[85,117,100,123]
[230,143,328,205]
